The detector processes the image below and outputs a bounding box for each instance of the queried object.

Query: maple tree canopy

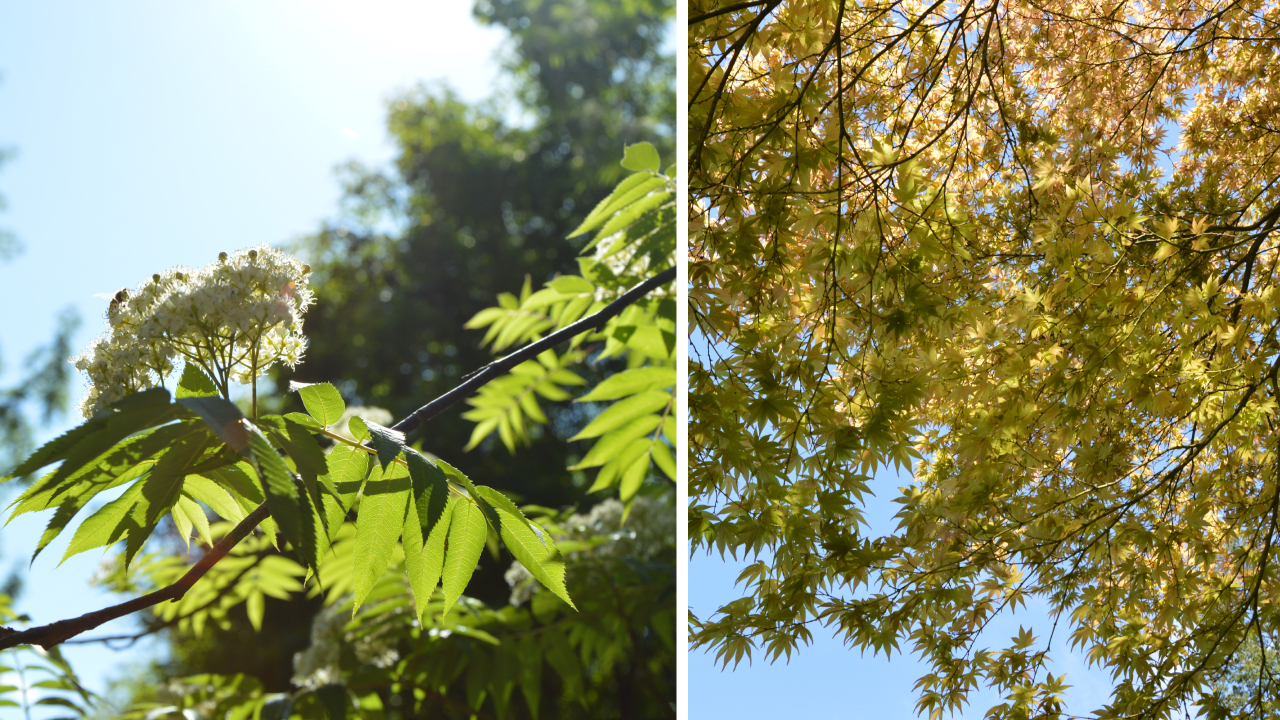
[689,0,1280,717]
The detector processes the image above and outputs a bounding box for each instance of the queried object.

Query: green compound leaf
[571,414,662,469]
[577,366,675,402]
[363,420,405,471]
[175,363,219,399]
[30,458,154,564]
[6,388,181,484]
[10,419,202,523]
[351,463,410,613]
[496,506,575,610]
[441,499,489,614]
[295,382,346,427]
[620,141,661,173]
[570,390,672,440]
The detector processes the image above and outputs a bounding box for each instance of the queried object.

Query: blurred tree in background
[81,0,675,717]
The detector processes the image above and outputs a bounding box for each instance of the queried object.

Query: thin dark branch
[0,265,676,651]
[690,0,773,25]
[392,266,677,437]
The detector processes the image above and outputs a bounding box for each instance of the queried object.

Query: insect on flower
[93,288,130,314]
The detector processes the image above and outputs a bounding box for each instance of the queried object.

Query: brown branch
[63,548,271,648]
[0,503,269,651]
[0,266,677,651]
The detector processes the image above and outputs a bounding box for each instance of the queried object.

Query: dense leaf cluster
[691,0,1280,717]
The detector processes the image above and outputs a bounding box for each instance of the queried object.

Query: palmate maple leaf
[691,0,1280,717]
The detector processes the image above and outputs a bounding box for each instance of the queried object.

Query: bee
[94,288,130,314]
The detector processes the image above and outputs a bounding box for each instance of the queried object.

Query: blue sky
[0,1,511,713]
[688,463,1119,718]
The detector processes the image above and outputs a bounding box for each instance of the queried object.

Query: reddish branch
[0,267,676,651]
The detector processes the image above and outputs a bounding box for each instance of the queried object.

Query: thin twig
[393,266,677,437]
[0,266,676,650]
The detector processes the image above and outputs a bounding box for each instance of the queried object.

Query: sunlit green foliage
[463,144,676,506]
[691,0,1280,717]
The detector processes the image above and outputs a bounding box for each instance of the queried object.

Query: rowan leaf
[441,499,488,614]
[495,506,573,609]
[350,463,410,613]
[296,382,345,427]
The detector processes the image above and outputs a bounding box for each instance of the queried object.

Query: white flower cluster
[505,496,675,606]
[71,245,315,417]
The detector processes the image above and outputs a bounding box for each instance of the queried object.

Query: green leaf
[441,499,489,614]
[568,173,665,238]
[284,412,324,431]
[126,431,213,564]
[274,418,330,480]
[183,474,246,524]
[4,388,172,481]
[171,496,195,549]
[346,415,371,443]
[403,491,452,622]
[177,396,250,453]
[326,445,370,513]
[571,391,672,440]
[473,486,535,537]
[296,382,345,427]
[8,389,183,486]
[572,415,662,469]
[618,452,649,503]
[245,423,314,569]
[246,590,265,632]
[364,421,405,471]
[61,481,146,563]
[200,462,264,505]
[495,506,574,608]
[620,141,661,172]
[179,494,213,546]
[405,449,450,536]
[547,275,596,295]
[351,463,410,612]
[577,366,675,401]
[651,440,676,480]
[175,363,219,398]
[29,458,155,563]
[10,418,202,522]
[593,191,673,246]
